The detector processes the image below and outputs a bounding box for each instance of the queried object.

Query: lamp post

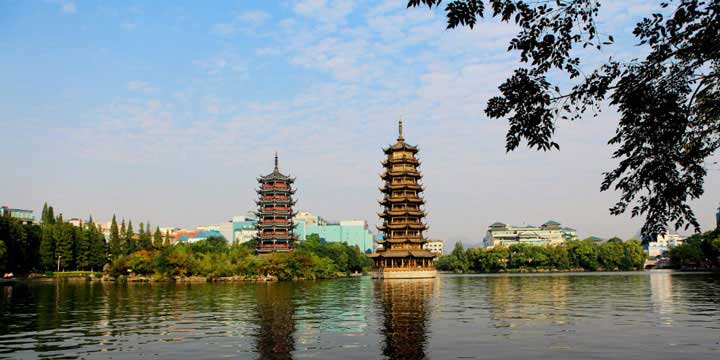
[57,255,61,273]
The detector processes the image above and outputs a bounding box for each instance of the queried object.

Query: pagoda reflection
[253,282,296,360]
[375,279,435,360]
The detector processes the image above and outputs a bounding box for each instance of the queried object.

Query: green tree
[46,206,55,225]
[89,222,107,270]
[54,223,74,271]
[109,215,121,258]
[409,0,720,238]
[125,220,135,254]
[163,230,171,248]
[0,239,7,273]
[74,223,91,270]
[120,219,127,254]
[39,224,55,270]
[450,242,470,273]
[153,226,163,249]
[137,222,152,251]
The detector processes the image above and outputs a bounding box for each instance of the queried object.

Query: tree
[137,222,151,251]
[41,202,49,224]
[39,223,55,270]
[163,230,171,248]
[120,219,127,254]
[54,223,74,271]
[125,220,135,254]
[74,222,91,270]
[109,215,121,258]
[153,226,163,249]
[89,222,107,270]
[408,0,720,239]
[46,206,55,225]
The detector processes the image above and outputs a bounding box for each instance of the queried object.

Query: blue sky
[2,0,718,243]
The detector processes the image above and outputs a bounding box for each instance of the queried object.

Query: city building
[173,229,225,243]
[232,216,258,244]
[67,218,84,227]
[369,120,436,279]
[254,153,297,253]
[483,220,578,248]
[423,240,443,255]
[645,233,685,258]
[293,212,375,253]
[0,205,35,224]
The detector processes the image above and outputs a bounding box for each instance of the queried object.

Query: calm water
[1,272,719,359]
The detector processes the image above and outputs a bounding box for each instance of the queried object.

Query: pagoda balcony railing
[261,206,290,211]
[259,219,291,225]
[258,243,290,248]
[261,184,289,189]
[256,200,295,206]
[261,196,289,200]
[257,188,296,194]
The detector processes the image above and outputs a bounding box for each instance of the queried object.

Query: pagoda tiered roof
[382,157,420,166]
[379,183,424,192]
[256,187,296,194]
[378,210,426,218]
[380,170,422,179]
[377,223,428,231]
[378,197,425,205]
[257,153,295,182]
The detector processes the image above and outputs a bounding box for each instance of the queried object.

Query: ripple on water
[1,273,719,359]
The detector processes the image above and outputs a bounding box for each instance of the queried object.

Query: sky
[1,0,719,245]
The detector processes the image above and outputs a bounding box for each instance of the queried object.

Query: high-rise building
[423,239,443,255]
[369,120,436,279]
[254,153,297,253]
[645,233,685,258]
[0,205,35,224]
[483,221,578,248]
[293,212,375,253]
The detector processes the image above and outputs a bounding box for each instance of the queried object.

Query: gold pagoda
[369,119,437,279]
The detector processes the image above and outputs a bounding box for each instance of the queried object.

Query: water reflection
[1,274,719,360]
[375,279,435,360]
[253,282,296,360]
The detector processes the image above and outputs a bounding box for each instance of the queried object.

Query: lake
[1,272,719,359]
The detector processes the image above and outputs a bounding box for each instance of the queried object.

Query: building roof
[543,220,561,226]
[490,222,506,227]
[382,119,419,154]
[258,153,294,181]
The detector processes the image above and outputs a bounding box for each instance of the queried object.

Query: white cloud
[61,1,76,14]
[293,0,355,25]
[127,81,156,94]
[212,10,270,36]
[47,0,76,14]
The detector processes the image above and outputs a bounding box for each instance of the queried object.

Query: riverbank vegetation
[668,229,720,268]
[436,239,646,273]
[108,234,371,281]
[1,203,371,281]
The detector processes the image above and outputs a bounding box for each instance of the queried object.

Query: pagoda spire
[397,117,404,142]
[274,151,279,172]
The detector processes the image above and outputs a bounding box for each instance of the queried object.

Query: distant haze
[2,1,718,245]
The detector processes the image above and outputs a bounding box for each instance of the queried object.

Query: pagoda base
[372,268,437,279]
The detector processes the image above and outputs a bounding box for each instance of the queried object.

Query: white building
[483,220,578,248]
[646,233,685,258]
[423,240,444,255]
